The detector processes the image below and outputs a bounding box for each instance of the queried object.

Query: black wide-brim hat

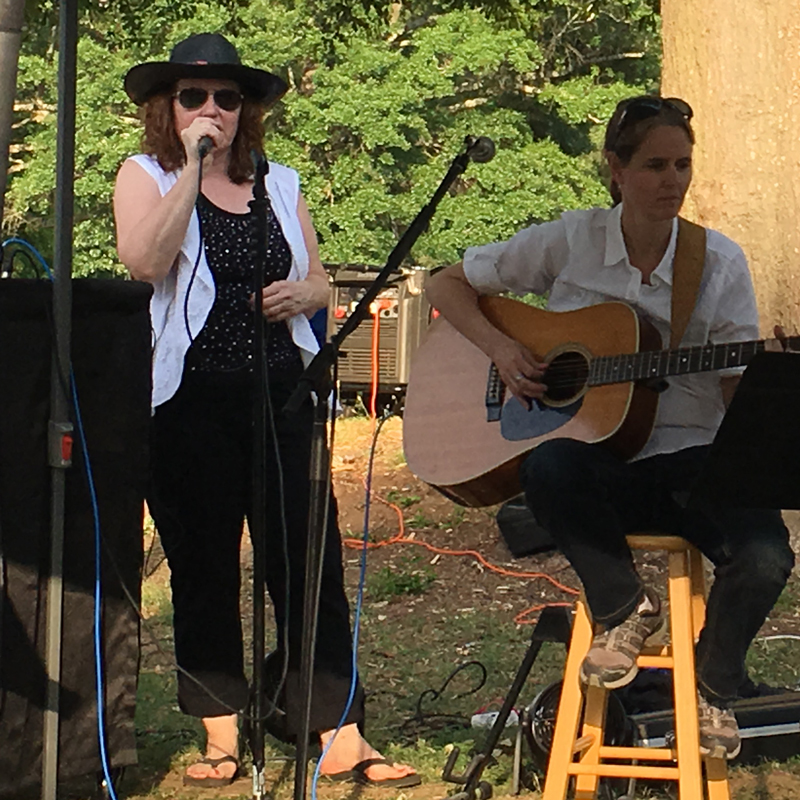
[124,32,288,106]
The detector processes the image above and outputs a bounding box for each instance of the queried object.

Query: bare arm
[113,159,200,282]
[426,264,547,403]
[258,192,329,321]
[113,117,222,282]
[297,193,329,315]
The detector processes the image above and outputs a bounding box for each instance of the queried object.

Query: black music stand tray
[690,351,800,509]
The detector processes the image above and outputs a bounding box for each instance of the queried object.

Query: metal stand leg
[442,606,571,800]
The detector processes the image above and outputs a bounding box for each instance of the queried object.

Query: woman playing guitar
[425,96,794,760]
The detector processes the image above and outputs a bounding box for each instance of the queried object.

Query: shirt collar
[603,203,627,267]
[604,203,680,283]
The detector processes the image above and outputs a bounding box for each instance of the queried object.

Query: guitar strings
[516,339,771,392]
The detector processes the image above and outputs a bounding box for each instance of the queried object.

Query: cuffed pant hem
[178,671,249,719]
[697,677,737,709]
[588,585,644,631]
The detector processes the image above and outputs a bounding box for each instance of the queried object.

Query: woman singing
[114,33,419,789]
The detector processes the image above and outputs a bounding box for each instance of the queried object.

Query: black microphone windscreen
[467,136,496,163]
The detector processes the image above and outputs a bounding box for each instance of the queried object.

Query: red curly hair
[140,91,266,184]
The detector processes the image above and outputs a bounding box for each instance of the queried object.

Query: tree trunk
[661,2,800,334]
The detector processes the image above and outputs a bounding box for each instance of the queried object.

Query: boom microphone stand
[282,134,496,800]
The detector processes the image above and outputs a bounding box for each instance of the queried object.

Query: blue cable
[0,237,54,280]
[311,414,386,800]
[70,372,119,800]
[3,237,118,799]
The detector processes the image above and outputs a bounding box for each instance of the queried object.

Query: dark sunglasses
[174,87,243,112]
[616,96,693,135]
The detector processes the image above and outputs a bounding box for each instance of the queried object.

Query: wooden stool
[542,535,731,800]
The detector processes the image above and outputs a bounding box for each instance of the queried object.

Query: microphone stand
[248,153,271,800]
[283,135,494,800]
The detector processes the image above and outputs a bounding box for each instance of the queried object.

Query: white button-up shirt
[462,203,760,460]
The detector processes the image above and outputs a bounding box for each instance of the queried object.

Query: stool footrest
[568,763,680,780]
[637,654,674,668]
[598,746,676,761]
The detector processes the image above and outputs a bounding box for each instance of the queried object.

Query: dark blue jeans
[520,439,794,704]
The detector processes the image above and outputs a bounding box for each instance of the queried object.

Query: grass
[385,489,422,509]
[366,555,436,601]
[103,417,800,799]
[746,638,800,690]
[406,509,439,529]
[133,672,203,788]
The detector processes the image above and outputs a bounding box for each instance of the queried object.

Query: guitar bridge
[485,363,505,422]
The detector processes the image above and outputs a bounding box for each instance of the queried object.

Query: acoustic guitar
[402,296,797,507]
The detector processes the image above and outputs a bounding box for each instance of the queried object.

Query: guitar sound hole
[545,350,589,404]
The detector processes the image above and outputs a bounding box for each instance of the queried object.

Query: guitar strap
[670,216,707,347]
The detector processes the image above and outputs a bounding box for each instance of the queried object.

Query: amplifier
[325,264,432,396]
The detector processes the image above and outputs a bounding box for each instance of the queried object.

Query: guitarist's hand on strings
[491,336,548,408]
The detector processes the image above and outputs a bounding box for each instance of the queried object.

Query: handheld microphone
[198,136,214,159]
[464,135,496,163]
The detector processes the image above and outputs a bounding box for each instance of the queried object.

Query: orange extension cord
[368,301,383,420]
[340,479,578,625]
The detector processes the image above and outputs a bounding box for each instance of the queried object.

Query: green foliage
[5,0,660,277]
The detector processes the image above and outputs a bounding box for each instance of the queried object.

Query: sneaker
[580,587,665,690]
[697,693,741,760]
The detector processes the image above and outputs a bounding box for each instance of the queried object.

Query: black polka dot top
[186,193,302,373]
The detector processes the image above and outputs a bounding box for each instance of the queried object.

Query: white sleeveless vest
[128,154,320,408]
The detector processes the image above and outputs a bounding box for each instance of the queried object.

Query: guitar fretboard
[588,338,800,386]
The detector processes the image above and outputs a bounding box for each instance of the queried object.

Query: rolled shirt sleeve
[462,218,568,297]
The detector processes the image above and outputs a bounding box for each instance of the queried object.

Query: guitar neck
[588,337,800,386]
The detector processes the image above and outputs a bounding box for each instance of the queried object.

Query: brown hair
[604,96,695,205]
[140,91,266,184]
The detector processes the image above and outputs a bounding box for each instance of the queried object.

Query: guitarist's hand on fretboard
[490,334,549,408]
[772,325,799,352]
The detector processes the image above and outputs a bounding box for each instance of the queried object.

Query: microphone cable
[182,154,207,346]
[247,153,293,733]
[255,322,293,729]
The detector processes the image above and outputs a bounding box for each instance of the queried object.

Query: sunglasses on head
[174,87,243,112]
[616,96,693,134]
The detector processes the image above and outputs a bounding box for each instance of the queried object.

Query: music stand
[690,351,800,509]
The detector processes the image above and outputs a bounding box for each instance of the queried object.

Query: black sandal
[323,757,421,788]
[182,754,239,787]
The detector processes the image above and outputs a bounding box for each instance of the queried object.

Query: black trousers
[520,439,794,704]
[147,365,364,735]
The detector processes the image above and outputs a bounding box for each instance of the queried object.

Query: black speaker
[496,495,556,557]
[0,279,152,797]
